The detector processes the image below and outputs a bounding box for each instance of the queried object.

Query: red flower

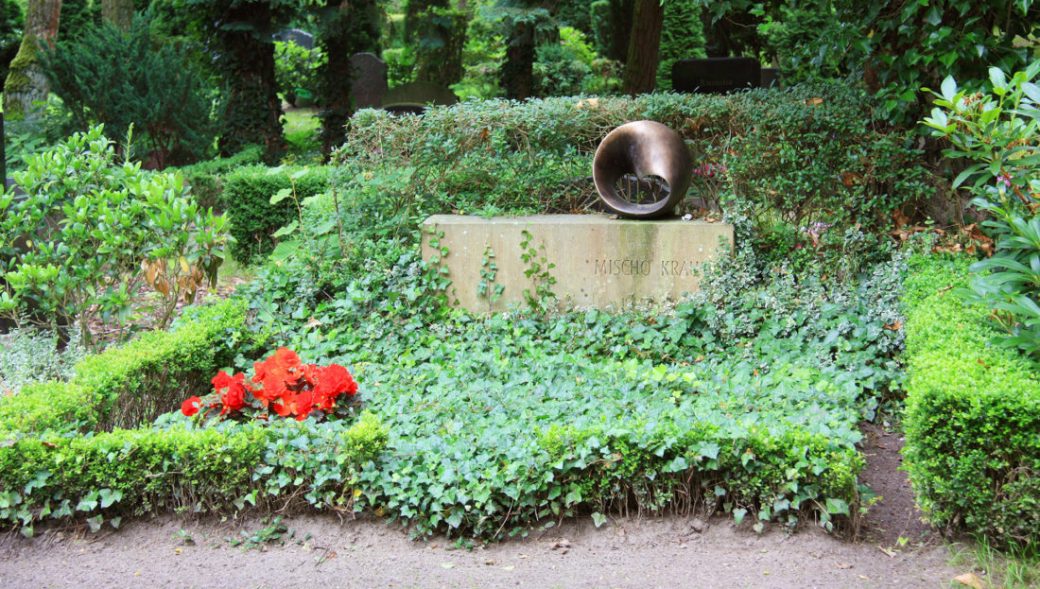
[211,370,250,415]
[313,364,357,411]
[181,396,201,417]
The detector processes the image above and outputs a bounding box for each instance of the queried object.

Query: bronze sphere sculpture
[592,121,692,219]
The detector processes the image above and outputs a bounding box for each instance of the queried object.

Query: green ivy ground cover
[0,87,919,540]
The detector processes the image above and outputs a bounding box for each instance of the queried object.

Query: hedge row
[0,299,250,436]
[223,165,330,263]
[902,255,1040,545]
[0,413,387,536]
[342,85,936,235]
[0,298,388,535]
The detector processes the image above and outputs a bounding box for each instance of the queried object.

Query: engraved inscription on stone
[420,214,734,312]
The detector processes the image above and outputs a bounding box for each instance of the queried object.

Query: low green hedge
[0,299,249,436]
[173,145,264,211]
[222,165,330,263]
[0,413,387,536]
[902,255,1040,545]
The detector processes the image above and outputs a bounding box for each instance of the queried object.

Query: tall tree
[621,0,663,95]
[409,0,465,86]
[101,0,134,31]
[3,0,62,121]
[315,0,379,156]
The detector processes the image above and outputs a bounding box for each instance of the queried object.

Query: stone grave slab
[350,52,388,110]
[421,214,733,312]
[672,57,761,94]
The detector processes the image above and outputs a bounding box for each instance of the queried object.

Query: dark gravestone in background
[350,52,388,110]
[672,57,761,94]
[381,81,458,115]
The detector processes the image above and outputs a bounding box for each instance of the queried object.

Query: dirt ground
[0,425,969,589]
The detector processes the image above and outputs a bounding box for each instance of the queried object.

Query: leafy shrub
[533,26,595,97]
[40,16,219,167]
[0,326,86,395]
[0,126,230,346]
[0,414,387,537]
[172,145,265,211]
[0,0,22,85]
[341,86,934,274]
[222,165,330,263]
[902,255,1040,545]
[274,40,325,107]
[923,62,1040,360]
[0,299,249,435]
[656,0,706,90]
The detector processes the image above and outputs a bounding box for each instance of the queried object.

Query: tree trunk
[101,0,134,31]
[3,0,62,121]
[217,2,285,161]
[622,0,663,95]
[501,18,535,100]
[317,0,379,157]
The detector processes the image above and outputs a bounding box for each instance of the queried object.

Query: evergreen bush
[902,255,1040,546]
[222,165,330,263]
[40,15,218,167]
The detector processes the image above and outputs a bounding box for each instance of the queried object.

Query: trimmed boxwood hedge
[0,299,387,535]
[222,165,330,263]
[0,299,251,436]
[902,255,1040,545]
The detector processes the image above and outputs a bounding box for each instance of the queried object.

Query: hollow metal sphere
[592,120,692,219]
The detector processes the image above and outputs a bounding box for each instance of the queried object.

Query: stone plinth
[421,215,733,312]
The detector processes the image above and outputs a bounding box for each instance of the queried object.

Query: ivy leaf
[270,188,293,205]
[591,512,607,528]
[825,498,850,516]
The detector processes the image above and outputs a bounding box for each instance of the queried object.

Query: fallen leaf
[953,572,985,589]
[440,562,455,569]
[878,546,897,558]
[884,320,903,331]
[806,97,824,106]
[836,562,852,569]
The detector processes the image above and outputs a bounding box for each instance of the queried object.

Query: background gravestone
[381,80,458,115]
[350,52,388,110]
[672,57,761,94]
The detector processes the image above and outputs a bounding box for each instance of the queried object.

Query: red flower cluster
[180,348,358,422]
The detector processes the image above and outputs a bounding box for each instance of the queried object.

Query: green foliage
[532,26,600,97]
[923,62,1040,360]
[40,15,220,167]
[342,87,933,274]
[0,0,22,85]
[274,40,325,107]
[238,168,909,538]
[656,0,706,90]
[698,0,1040,123]
[171,144,265,211]
[0,326,85,394]
[221,165,330,263]
[0,415,388,537]
[0,126,230,346]
[902,255,1040,546]
[0,299,249,435]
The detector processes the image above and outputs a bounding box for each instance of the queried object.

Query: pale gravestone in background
[349,52,388,110]
[421,215,733,312]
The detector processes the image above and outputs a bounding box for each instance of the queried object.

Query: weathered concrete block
[421,214,733,312]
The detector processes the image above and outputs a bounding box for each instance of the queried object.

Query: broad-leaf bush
[0,126,230,347]
[923,62,1040,360]
[902,255,1040,545]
